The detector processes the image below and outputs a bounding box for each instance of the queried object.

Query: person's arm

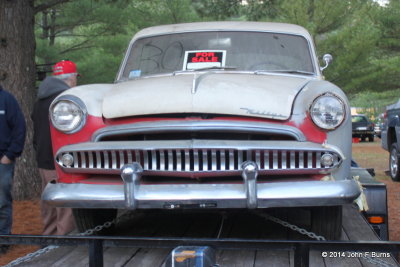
[3,94,26,161]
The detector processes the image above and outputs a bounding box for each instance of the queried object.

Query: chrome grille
[56,141,342,176]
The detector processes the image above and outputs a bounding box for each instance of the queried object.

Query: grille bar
[57,148,342,175]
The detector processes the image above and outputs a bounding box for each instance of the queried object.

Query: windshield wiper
[174,66,237,75]
[192,66,237,71]
[254,70,314,75]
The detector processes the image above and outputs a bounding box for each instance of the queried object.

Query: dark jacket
[31,77,70,169]
[0,85,26,161]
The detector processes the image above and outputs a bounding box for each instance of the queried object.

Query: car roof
[132,21,313,40]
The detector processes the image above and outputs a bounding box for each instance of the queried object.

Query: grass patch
[352,140,389,181]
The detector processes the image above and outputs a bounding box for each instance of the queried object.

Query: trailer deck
[6,204,398,267]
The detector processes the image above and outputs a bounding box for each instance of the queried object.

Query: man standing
[32,60,78,235]
[0,85,26,254]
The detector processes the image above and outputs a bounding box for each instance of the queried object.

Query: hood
[37,76,70,99]
[102,73,310,120]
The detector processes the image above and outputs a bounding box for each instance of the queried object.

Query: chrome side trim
[91,120,306,142]
[42,179,361,209]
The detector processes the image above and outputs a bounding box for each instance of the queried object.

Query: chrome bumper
[43,162,361,210]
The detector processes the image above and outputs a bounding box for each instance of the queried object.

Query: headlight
[310,94,345,130]
[50,95,87,133]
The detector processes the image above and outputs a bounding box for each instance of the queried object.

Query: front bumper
[43,162,361,210]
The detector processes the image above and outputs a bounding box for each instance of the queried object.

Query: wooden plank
[253,210,293,267]
[217,249,256,267]
[309,250,326,267]
[255,250,291,267]
[284,208,313,241]
[103,247,140,267]
[215,212,263,266]
[322,254,363,267]
[124,213,193,266]
[289,251,294,267]
[342,204,398,267]
[216,211,288,266]
[46,246,88,267]
[15,206,396,267]
[17,246,77,267]
[342,204,379,241]
[96,212,168,267]
[159,213,222,267]
[311,229,362,267]
[124,248,171,267]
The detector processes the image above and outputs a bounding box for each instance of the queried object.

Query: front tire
[73,208,117,235]
[390,143,400,181]
[311,206,342,240]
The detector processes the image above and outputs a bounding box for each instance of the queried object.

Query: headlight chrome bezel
[310,93,346,130]
[49,95,87,134]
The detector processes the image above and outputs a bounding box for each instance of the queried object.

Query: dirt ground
[352,139,400,241]
[0,200,42,266]
[0,139,398,265]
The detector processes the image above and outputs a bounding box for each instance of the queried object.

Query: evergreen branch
[60,45,96,54]
[60,42,95,54]
[34,0,71,14]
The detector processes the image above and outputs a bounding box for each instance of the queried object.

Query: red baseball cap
[52,60,78,76]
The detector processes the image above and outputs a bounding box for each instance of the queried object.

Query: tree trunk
[0,0,41,199]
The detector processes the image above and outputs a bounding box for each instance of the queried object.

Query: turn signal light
[368,216,384,224]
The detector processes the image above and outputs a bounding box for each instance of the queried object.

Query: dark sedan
[352,114,375,142]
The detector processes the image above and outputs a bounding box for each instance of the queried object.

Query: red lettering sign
[191,52,218,63]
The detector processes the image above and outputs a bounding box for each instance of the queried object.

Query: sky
[375,0,389,6]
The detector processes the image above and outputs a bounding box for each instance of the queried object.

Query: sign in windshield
[183,50,226,70]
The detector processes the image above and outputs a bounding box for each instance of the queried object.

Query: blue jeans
[0,162,14,235]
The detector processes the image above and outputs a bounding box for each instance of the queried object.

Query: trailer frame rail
[1,234,400,267]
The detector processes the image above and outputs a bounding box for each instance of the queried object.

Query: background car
[381,101,400,180]
[374,122,383,138]
[352,114,375,142]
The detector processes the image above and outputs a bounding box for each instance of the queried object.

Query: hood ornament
[192,72,213,94]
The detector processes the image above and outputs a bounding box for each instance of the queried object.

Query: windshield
[120,31,315,79]
[352,116,368,123]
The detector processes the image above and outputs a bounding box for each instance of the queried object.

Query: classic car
[351,114,375,142]
[43,21,361,240]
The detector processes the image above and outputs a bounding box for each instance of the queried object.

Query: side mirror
[320,54,333,72]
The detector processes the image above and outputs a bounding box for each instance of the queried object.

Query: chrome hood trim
[91,120,306,142]
[102,73,310,120]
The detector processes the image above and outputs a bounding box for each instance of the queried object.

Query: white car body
[43,22,360,239]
